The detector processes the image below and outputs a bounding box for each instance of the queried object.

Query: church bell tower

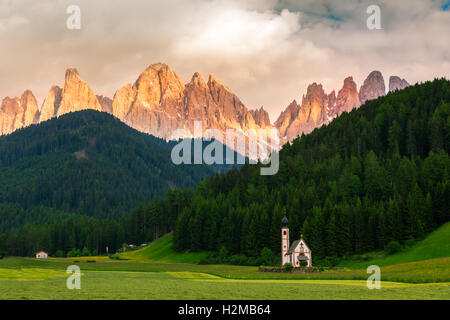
[281,215,289,265]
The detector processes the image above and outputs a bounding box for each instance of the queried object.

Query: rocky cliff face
[275,71,406,142]
[274,100,299,139]
[250,107,271,129]
[274,83,333,142]
[335,77,360,115]
[97,95,113,114]
[56,68,102,117]
[389,76,409,92]
[0,65,410,150]
[0,90,39,135]
[113,63,185,138]
[359,71,386,105]
[0,63,271,144]
[111,63,272,140]
[40,86,62,122]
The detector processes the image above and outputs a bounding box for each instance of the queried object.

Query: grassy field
[0,257,449,299]
[340,222,450,268]
[0,223,448,300]
[0,260,449,299]
[118,234,209,264]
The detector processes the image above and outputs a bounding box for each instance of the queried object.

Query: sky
[1,0,449,122]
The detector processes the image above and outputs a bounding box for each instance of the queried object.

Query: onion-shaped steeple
[281,215,289,228]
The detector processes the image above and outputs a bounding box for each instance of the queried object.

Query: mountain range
[275,72,410,142]
[0,63,409,145]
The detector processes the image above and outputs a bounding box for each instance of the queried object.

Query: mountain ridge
[0,63,410,147]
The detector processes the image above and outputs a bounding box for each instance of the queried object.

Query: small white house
[35,251,48,259]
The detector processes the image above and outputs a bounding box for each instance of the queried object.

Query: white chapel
[281,216,312,267]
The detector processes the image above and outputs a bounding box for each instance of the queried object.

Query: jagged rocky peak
[299,82,328,125]
[112,83,135,121]
[335,76,360,115]
[1,96,20,115]
[188,72,207,88]
[20,90,40,125]
[183,72,218,123]
[274,100,299,139]
[65,67,80,79]
[97,95,113,114]
[389,76,409,92]
[184,72,210,109]
[207,74,249,128]
[56,68,101,117]
[359,71,385,105]
[40,86,62,122]
[274,82,332,142]
[0,97,21,135]
[112,63,187,137]
[0,90,39,134]
[250,107,271,128]
[327,90,336,119]
[133,62,185,108]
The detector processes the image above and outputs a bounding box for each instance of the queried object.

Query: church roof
[285,238,312,255]
[286,240,300,255]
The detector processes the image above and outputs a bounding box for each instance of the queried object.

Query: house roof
[297,255,309,261]
[36,251,47,254]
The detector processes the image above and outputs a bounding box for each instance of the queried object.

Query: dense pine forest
[0,111,234,256]
[171,78,449,264]
[0,79,448,262]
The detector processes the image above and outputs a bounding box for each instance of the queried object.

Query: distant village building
[281,216,312,267]
[35,251,48,259]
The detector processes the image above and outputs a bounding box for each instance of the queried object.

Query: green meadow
[0,223,449,300]
[0,258,449,300]
[0,256,449,299]
[339,223,450,269]
[118,234,209,264]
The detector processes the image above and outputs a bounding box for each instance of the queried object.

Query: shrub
[219,246,229,263]
[67,248,81,258]
[246,256,263,266]
[0,251,7,259]
[55,250,64,258]
[283,263,293,272]
[199,252,221,265]
[228,254,248,265]
[404,238,417,248]
[386,241,402,255]
[81,247,91,257]
[300,260,308,267]
[260,247,276,266]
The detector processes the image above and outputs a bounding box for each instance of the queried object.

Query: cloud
[0,0,449,122]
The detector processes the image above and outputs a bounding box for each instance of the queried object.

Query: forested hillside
[166,78,449,264]
[0,110,238,256]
